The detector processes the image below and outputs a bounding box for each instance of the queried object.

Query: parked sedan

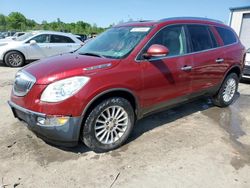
[0,32,5,39]
[5,32,26,40]
[0,31,83,67]
[0,32,26,42]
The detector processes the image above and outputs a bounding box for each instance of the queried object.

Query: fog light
[37,116,70,126]
[37,117,45,125]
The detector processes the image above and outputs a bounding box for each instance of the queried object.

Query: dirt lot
[0,65,250,188]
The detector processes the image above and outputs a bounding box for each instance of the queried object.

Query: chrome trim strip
[83,63,112,71]
[13,70,36,97]
[135,23,239,63]
[8,101,46,117]
[22,70,36,82]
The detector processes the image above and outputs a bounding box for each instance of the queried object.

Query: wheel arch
[224,65,242,79]
[81,88,141,124]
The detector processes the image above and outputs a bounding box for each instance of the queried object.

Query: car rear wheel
[82,97,135,152]
[4,51,25,67]
[212,73,239,107]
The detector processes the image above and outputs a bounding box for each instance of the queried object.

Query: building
[229,6,250,50]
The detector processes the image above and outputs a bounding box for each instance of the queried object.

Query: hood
[24,53,119,84]
[0,40,21,47]
[0,38,16,43]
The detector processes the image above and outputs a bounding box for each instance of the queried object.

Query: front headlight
[41,76,90,102]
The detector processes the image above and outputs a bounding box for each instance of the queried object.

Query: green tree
[1,11,106,35]
[7,12,27,30]
[26,19,36,30]
[0,14,7,31]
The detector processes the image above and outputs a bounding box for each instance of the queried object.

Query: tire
[4,51,25,67]
[212,73,239,107]
[82,97,135,152]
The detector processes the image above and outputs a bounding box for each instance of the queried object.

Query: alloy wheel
[222,78,236,102]
[8,53,23,67]
[95,106,129,144]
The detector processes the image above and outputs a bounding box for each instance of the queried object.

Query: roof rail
[119,20,153,24]
[159,17,224,24]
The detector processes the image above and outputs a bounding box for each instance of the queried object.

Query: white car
[0,31,83,67]
[0,32,26,42]
[243,48,250,79]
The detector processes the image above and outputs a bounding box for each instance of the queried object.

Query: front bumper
[8,101,82,147]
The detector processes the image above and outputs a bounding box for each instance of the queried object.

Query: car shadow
[58,96,216,154]
[127,97,214,144]
[0,63,6,67]
[128,92,239,144]
[149,59,175,84]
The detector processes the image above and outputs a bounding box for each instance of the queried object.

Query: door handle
[45,46,51,49]
[215,58,224,63]
[181,65,192,71]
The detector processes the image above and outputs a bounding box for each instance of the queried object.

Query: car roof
[29,30,77,37]
[115,17,226,27]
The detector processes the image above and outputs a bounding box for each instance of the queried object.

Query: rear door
[186,24,225,92]
[214,26,240,72]
[49,35,81,55]
[139,24,193,111]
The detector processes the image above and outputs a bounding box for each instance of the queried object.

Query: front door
[138,25,193,111]
[25,34,51,59]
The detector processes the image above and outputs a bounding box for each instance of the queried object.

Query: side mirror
[29,40,36,45]
[143,44,169,59]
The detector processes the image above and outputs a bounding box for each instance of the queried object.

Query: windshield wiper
[79,52,105,58]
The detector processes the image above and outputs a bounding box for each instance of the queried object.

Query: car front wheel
[212,73,239,107]
[4,51,25,67]
[82,97,135,152]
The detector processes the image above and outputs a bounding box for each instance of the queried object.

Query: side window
[208,27,219,48]
[139,25,187,59]
[187,25,214,52]
[215,27,237,45]
[50,35,75,43]
[30,34,50,43]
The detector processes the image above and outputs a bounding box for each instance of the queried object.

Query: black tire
[82,97,135,152]
[4,51,25,67]
[212,73,239,107]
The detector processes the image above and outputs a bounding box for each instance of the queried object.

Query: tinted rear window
[215,27,237,45]
[50,35,75,43]
[187,25,214,52]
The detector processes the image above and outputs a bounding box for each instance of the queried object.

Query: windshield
[76,26,151,59]
[15,32,36,41]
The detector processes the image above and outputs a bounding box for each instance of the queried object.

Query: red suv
[9,17,245,152]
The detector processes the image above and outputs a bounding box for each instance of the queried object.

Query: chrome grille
[13,71,36,96]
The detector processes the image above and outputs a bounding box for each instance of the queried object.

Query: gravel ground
[0,65,250,188]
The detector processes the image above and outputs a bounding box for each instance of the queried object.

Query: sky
[0,0,250,27]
